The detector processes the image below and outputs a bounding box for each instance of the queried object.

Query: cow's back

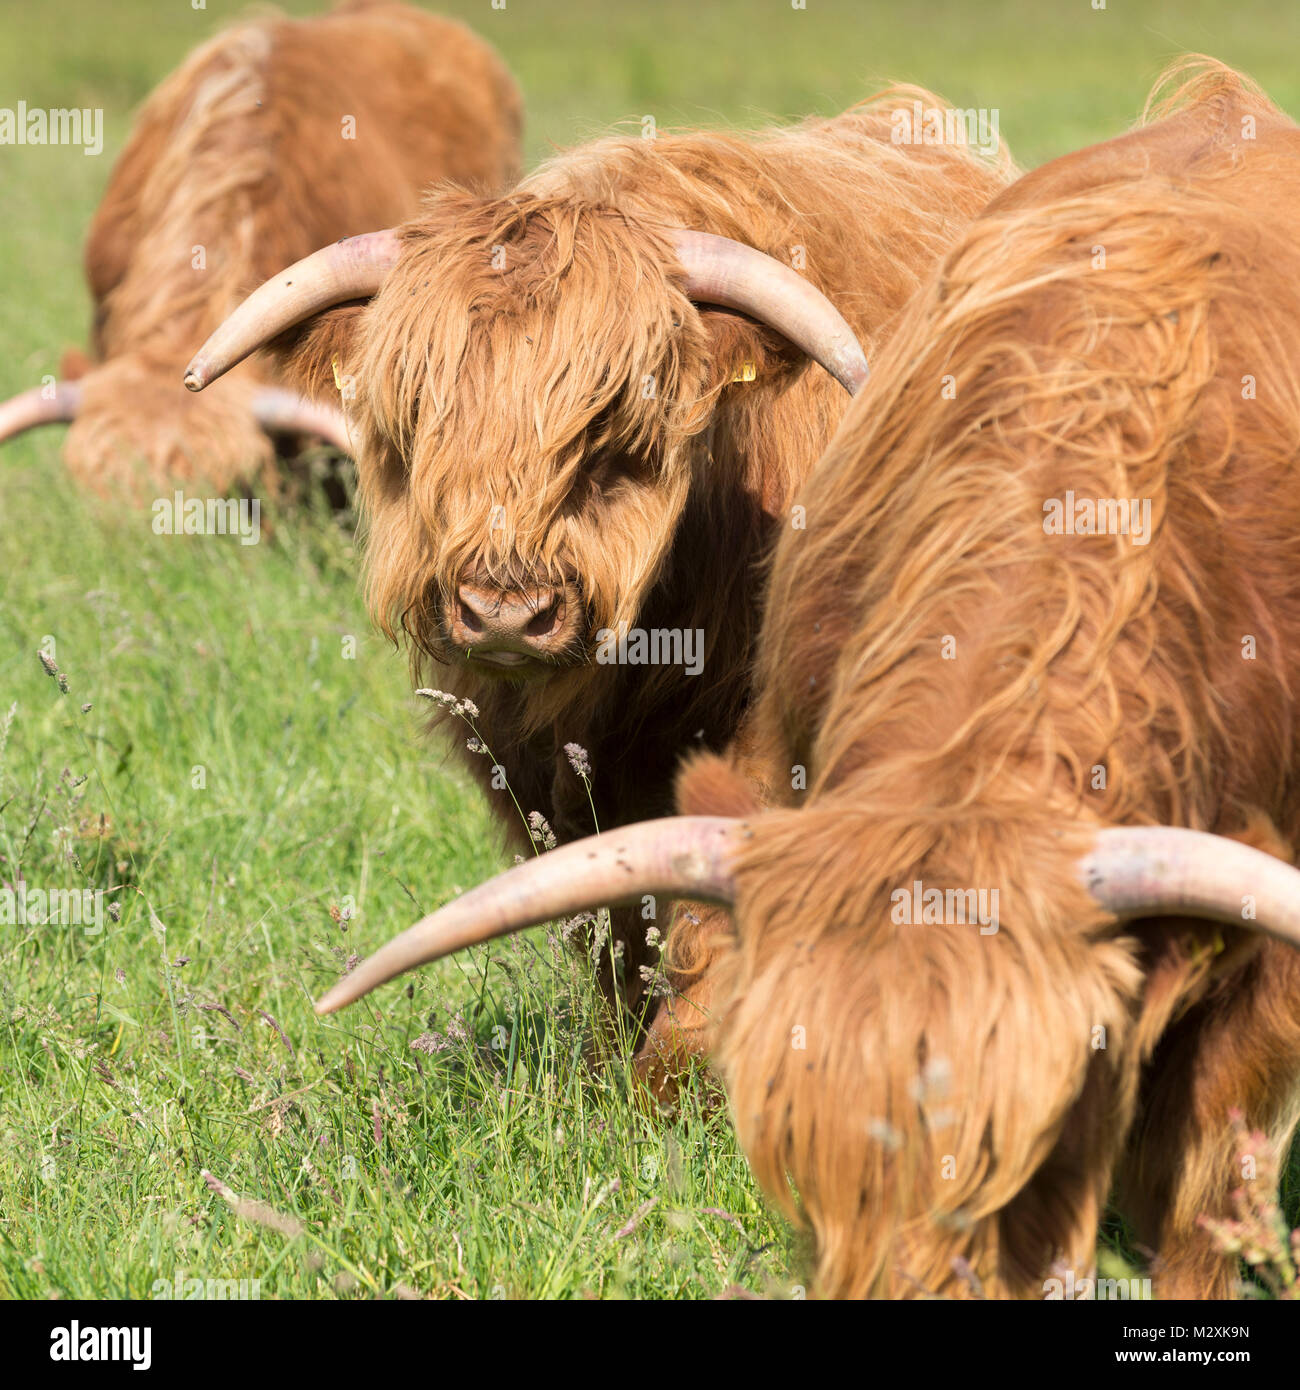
[986,57,1298,213]
[259,2,523,261]
[525,86,1016,355]
[752,61,1300,831]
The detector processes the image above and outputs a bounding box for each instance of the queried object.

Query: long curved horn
[316,818,1300,1018]
[184,229,402,392]
[251,387,354,454]
[670,229,870,396]
[1080,826,1300,949]
[314,816,744,1016]
[0,381,82,443]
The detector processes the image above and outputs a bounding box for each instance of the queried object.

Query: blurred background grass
[1,0,1297,1300]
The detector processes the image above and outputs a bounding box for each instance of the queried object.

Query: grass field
[1,0,1298,1300]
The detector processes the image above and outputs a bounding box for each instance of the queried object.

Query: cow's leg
[1118,939,1300,1298]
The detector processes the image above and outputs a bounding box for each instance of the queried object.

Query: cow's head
[0,348,350,495]
[183,190,869,694]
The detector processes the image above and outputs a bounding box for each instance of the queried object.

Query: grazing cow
[185,88,1016,1084]
[0,0,521,493]
[305,59,1300,1298]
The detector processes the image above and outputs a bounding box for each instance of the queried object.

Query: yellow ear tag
[331,355,344,393]
[731,361,757,384]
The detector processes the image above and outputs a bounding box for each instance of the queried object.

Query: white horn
[670,229,870,395]
[1080,825,1300,949]
[251,387,354,454]
[184,229,402,391]
[0,381,82,443]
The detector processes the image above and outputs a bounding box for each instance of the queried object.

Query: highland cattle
[0,0,522,493]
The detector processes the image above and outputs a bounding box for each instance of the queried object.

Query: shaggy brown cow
[303,59,1300,1298]
[184,87,1015,1082]
[0,0,521,493]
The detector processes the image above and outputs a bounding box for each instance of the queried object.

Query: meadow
[1,0,1298,1299]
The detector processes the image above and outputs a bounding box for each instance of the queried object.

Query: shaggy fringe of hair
[685,58,1300,1296]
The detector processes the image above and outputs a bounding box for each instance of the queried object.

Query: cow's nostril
[525,593,562,640]
[455,586,491,633]
[452,582,567,651]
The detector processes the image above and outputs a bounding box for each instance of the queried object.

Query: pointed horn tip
[314,985,353,1016]
[183,367,205,393]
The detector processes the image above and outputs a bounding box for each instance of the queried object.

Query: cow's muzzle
[446,578,584,670]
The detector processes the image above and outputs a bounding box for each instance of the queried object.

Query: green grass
[0,468,792,1298]
[1,0,1298,1301]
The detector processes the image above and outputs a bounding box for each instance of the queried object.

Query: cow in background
[0,0,522,495]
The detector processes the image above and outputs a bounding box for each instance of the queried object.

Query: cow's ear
[697,307,807,397]
[263,302,370,405]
